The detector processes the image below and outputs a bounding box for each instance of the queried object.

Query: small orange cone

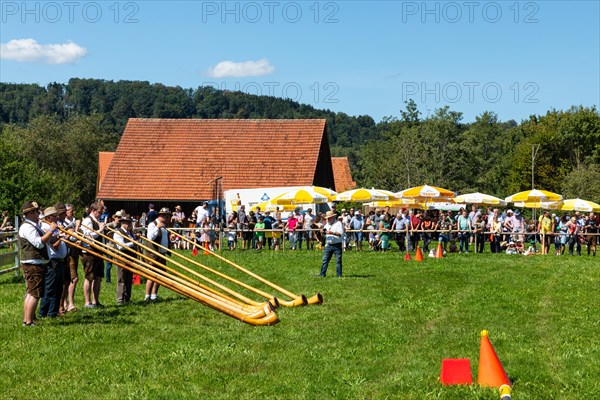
[435,242,444,258]
[478,330,512,400]
[415,246,424,261]
[191,246,198,256]
[404,252,412,261]
[203,243,209,255]
[132,274,141,285]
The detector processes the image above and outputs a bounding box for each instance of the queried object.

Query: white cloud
[0,38,87,64]
[206,58,274,78]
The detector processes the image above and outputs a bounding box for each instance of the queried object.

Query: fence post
[14,216,20,276]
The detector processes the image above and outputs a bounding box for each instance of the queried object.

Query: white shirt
[18,218,49,264]
[324,220,344,245]
[40,220,67,259]
[81,216,102,251]
[147,221,170,253]
[114,227,137,251]
[304,213,314,228]
[195,205,210,224]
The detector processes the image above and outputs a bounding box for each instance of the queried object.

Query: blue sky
[1,0,599,122]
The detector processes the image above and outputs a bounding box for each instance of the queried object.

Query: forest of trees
[1,79,599,214]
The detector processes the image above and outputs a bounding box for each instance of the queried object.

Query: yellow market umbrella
[427,202,465,211]
[310,186,338,200]
[513,201,562,209]
[505,189,563,204]
[274,188,329,205]
[366,198,421,208]
[558,198,600,212]
[454,192,507,206]
[395,184,455,202]
[333,188,391,202]
[253,194,296,212]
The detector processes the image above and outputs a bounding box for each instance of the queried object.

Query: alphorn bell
[168,228,323,306]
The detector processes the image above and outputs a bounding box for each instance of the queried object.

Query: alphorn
[85,224,272,312]
[69,227,273,318]
[168,228,323,306]
[60,226,278,325]
[127,228,282,308]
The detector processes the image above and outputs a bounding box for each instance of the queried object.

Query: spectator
[456,209,471,253]
[350,211,364,251]
[146,204,158,225]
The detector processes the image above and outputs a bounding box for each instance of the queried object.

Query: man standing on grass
[146,208,172,301]
[18,201,56,327]
[114,214,137,304]
[319,210,344,277]
[39,206,67,318]
[81,202,107,308]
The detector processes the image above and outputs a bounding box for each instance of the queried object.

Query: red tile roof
[331,157,356,192]
[97,118,332,201]
[96,151,115,194]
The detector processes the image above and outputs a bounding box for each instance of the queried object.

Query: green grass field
[1,249,599,399]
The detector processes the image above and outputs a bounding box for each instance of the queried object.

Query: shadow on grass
[340,274,375,278]
[0,275,23,285]
[54,297,189,326]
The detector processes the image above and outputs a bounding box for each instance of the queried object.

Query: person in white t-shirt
[194,201,210,225]
[318,211,344,277]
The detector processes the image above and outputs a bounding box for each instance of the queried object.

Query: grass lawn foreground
[1,250,599,399]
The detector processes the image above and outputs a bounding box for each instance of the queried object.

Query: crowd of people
[164,203,598,257]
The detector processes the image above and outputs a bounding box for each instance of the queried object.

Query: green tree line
[1,80,598,215]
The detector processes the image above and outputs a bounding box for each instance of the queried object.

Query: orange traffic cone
[203,243,209,255]
[404,252,412,261]
[478,330,512,400]
[435,242,444,258]
[191,246,198,256]
[415,246,424,261]
[132,274,141,285]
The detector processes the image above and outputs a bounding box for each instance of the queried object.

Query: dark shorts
[147,252,167,272]
[68,254,79,280]
[22,263,46,298]
[81,253,104,281]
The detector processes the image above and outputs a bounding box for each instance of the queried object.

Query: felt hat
[158,207,171,216]
[22,201,40,214]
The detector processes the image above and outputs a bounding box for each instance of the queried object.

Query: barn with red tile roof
[97,118,335,213]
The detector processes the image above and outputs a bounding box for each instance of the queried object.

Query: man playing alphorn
[18,201,56,326]
[145,207,172,302]
[81,202,106,308]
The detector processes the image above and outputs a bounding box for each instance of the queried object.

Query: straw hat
[325,210,336,219]
[43,206,58,218]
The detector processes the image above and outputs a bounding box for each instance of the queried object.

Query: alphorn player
[63,203,80,312]
[113,214,137,304]
[145,207,172,302]
[18,201,56,327]
[81,202,106,308]
[39,206,68,318]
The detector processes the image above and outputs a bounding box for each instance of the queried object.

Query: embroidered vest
[19,222,49,261]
